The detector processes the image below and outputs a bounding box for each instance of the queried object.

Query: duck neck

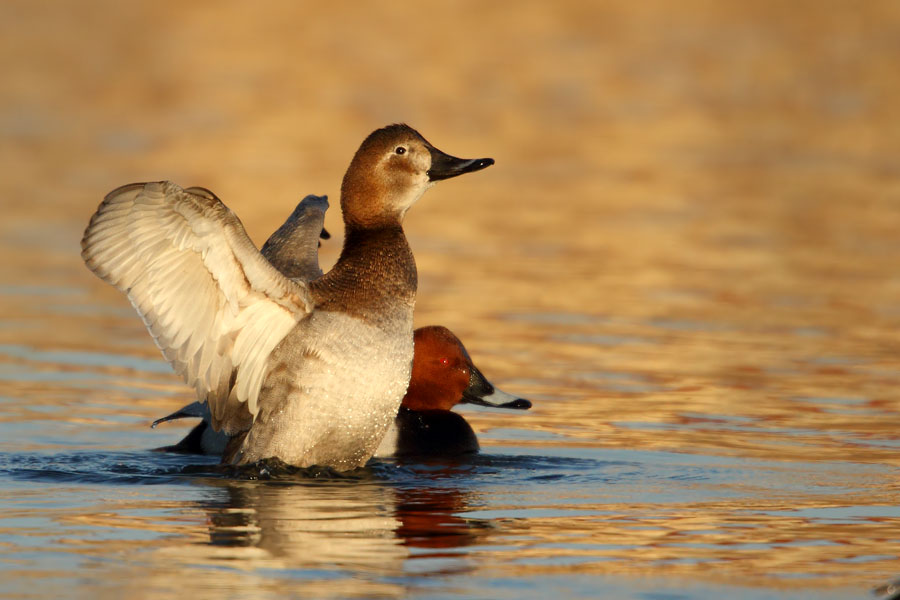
[309,223,417,323]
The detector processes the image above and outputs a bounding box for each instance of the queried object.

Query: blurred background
[3,0,899,344]
[2,1,900,597]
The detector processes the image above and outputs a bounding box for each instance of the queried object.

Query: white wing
[81,181,313,432]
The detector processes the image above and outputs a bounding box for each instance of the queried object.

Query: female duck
[81,124,493,470]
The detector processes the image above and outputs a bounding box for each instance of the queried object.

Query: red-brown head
[403,326,532,412]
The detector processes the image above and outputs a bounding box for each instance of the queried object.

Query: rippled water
[3,1,900,598]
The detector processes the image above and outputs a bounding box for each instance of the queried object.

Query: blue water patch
[513,554,617,565]
[483,428,570,441]
[502,312,606,326]
[536,541,631,551]
[390,574,862,600]
[45,303,138,317]
[464,507,614,519]
[666,542,775,551]
[793,396,869,406]
[612,419,851,440]
[753,505,900,522]
[0,344,171,374]
[677,412,756,423]
[0,450,220,486]
[791,327,829,337]
[832,554,897,564]
[613,420,683,431]
[848,437,900,449]
[806,356,865,366]
[0,364,175,400]
[402,556,471,574]
[0,284,80,297]
[646,318,730,332]
[553,332,652,346]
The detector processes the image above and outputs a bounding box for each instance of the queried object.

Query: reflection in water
[199,462,489,570]
[0,453,498,598]
[0,447,897,598]
[204,478,409,572]
[395,485,484,552]
[151,462,492,598]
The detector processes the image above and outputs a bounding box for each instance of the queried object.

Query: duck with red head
[375,326,531,457]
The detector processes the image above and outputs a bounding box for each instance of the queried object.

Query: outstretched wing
[81,181,313,432]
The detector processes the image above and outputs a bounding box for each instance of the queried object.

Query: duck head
[341,124,494,228]
[403,326,532,412]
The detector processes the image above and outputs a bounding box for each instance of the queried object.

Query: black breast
[393,407,480,456]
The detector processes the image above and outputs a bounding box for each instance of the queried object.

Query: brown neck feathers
[309,225,417,324]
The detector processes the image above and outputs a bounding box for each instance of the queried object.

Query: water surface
[2,1,900,598]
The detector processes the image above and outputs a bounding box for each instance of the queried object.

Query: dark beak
[460,365,532,410]
[151,401,208,428]
[316,228,330,248]
[427,146,494,182]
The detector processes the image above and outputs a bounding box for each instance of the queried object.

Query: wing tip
[104,182,150,203]
[184,186,220,201]
[82,180,174,261]
[105,180,177,199]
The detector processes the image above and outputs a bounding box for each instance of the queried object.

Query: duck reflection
[199,462,489,573]
[394,484,487,551]
[202,476,406,570]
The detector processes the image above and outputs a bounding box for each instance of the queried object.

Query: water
[0,447,886,599]
[3,1,900,598]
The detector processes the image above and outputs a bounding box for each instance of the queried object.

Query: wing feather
[81,181,312,432]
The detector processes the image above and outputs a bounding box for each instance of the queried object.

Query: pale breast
[233,309,414,468]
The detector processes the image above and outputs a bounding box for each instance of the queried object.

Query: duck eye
[440,358,449,365]
[395,146,406,155]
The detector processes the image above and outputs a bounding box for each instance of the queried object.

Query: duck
[81,123,493,470]
[152,195,532,457]
[374,325,531,456]
[156,325,531,457]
